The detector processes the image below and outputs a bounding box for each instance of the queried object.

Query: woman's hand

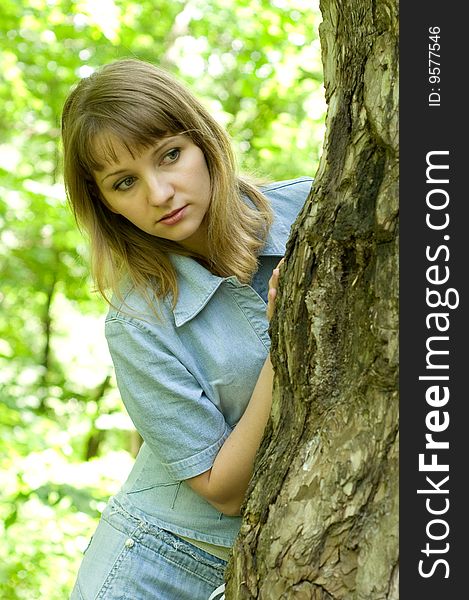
[267,258,285,321]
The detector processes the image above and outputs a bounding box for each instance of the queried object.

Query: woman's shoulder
[261,176,313,222]
[261,176,313,195]
[105,279,172,331]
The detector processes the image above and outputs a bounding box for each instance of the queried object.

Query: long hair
[61,58,273,306]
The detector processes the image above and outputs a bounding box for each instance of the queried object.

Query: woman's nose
[146,175,174,206]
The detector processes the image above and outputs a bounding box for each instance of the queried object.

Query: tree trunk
[226,1,399,598]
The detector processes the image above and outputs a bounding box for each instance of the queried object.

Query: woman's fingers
[267,261,284,321]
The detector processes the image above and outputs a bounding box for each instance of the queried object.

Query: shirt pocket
[181,286,270,426]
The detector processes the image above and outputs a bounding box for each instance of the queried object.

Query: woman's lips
[158,205,187,225]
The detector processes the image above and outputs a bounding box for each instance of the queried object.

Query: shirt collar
[170,254,226,326]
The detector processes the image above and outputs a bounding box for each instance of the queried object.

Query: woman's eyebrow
[99,136,181,184]
[100,168,129,184]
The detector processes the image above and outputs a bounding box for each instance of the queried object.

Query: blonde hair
[61,58,273,305]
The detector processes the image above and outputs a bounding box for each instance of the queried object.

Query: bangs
[76,104,183,174]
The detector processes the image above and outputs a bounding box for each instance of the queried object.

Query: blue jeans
[70,498,227,600]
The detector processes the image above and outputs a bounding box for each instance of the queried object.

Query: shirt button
[125,538,135,548]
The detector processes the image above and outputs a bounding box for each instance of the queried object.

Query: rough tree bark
[226,1,398,598]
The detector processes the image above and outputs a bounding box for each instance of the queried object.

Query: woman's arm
[186,262,283,515]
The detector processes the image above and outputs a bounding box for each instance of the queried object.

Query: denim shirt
[105,177,313,547]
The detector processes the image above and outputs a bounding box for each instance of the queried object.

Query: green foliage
[0,0,324,597]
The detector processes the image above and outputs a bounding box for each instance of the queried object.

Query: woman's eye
[161,148,180,164]
[113,176,135,191]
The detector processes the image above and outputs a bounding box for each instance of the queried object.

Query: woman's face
[93,133,212,257]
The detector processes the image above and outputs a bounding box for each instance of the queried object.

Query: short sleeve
[105,315,231,481]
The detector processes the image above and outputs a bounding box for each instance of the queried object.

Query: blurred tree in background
[0,0,324,597]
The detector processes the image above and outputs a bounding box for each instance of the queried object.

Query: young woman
[62,58,312,600]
